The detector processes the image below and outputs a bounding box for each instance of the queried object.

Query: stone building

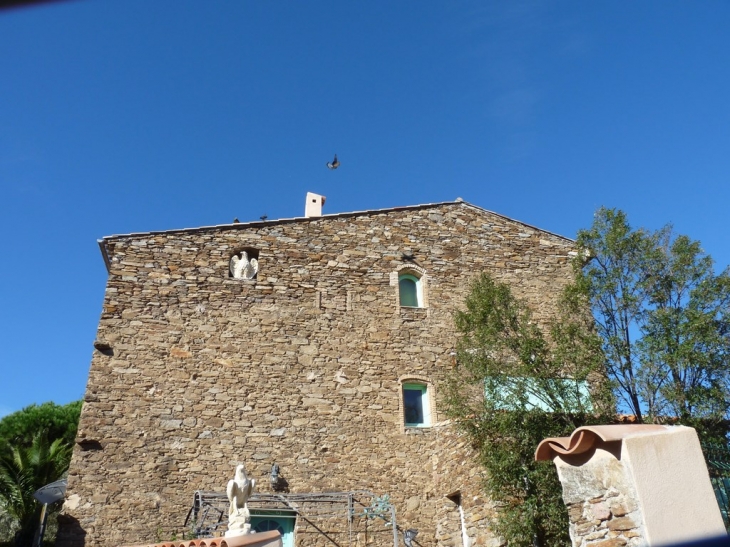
[58,195,577,547]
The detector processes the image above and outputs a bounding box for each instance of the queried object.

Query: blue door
[251,513,295,547]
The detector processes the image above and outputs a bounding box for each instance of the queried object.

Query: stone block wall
[57,201,576,547]
[559,450,646,547]
[566,491,642,547]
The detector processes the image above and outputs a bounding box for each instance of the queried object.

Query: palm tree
[0,432,72,546]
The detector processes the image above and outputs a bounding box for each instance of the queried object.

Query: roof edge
[98,239,111,274]
[100,200,462,242]
[97,199,575,265]
[458,201,575,244]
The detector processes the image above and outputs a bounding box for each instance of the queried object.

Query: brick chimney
[305,192,326,218]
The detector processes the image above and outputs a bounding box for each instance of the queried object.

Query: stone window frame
[398,374,436,432]
[391,264,428,310]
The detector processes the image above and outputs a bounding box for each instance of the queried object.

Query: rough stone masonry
[57,199,577,547]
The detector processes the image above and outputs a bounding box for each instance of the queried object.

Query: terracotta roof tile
[535,424,670,461]
[121,530,282,547]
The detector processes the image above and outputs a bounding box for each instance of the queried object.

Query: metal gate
[702,443,730,530]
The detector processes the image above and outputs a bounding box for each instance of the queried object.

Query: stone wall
[58,201,576,547]
[566,491,642,547]
[559,448,646,547]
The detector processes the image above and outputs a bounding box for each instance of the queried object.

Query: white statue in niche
[230,251,259,280]
[225,464,256,537]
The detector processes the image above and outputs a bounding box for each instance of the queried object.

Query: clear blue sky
[2,1,729,416]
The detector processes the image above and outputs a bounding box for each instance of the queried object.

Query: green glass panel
[251,515,295,547]
[399,278,418,307]
[484,376,592,412]
[403,386,425,425]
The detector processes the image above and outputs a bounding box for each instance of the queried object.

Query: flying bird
[326,154,340,169]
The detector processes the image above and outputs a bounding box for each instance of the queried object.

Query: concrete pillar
[535,425,726,547]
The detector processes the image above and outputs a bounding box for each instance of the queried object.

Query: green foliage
[0,432,72,546]
[0,401,81,545]
[0,401,82,450]
[444,273,612,547]
[573,208,730,437]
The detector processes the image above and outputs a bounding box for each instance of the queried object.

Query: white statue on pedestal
[225,464,256,537]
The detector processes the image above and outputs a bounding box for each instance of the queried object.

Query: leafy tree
[0,401,82,450]
[0,401,81,545]
[0,432,73,546]
[444,273,612,547]
[573,208,730,436]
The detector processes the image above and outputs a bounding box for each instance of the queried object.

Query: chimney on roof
[305,192,326,218]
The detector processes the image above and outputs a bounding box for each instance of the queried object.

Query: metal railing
[184,490,399,547]
[702,443,730,530]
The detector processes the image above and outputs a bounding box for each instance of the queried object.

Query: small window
[399,274,422,307]
[403,383,430,427]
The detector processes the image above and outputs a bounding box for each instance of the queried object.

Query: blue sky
[1,1,729,416]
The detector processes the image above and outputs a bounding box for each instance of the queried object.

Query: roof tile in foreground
[120,530,282,547]
[534,424,670,461]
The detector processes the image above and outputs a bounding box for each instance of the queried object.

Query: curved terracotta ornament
[535,424,667,461]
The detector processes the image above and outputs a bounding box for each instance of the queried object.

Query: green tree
[444,273,612,547]
[0,432,73,546]
[0,401,81,545]
[573,208,730,436]
[0,401,82,450]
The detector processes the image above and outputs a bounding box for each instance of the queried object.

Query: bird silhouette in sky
[326,154,340,169]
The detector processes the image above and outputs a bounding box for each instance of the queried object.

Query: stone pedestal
[225,513,252,538]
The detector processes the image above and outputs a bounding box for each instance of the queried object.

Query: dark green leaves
[0,401,81,545]
[0,401,82,450]
[444,273,611,547]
